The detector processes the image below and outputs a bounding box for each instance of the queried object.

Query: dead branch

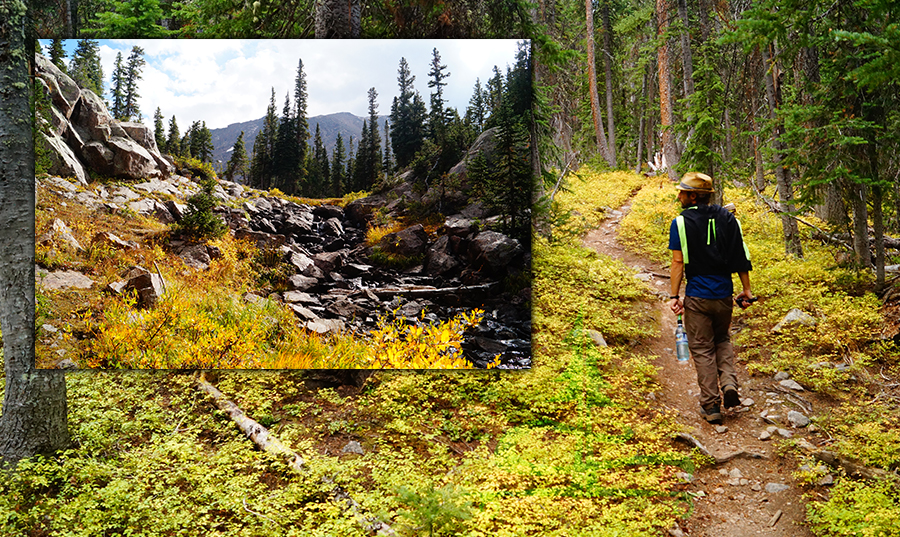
[674,432,767,464]
[196,372,396,536]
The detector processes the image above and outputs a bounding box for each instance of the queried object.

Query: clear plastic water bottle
[675,315,690,362]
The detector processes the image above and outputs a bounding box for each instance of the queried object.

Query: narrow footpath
[583,200,816,537]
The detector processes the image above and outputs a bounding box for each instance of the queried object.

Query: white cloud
[44,39,526,130]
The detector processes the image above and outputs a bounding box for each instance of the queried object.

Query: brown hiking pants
[683,296,738,408]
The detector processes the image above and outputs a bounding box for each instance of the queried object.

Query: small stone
[741,398,755,407]
[751,483,762,492]
[56,359,78,369]
[776,428,793,438]
[341,440,364,455]
[719,469,730,476]
[788,410,810,428]
[818,475,834,486]
[716,425,729,434]
[774,371,791,381]
[729,468,743,479]
[779,379,805,391]
[740,479,749,486]
[726,478,742,486]
[41,323,59,334]
[765,483,790,494]
[713,487,725,494]
[759,430,772,441]
[676,472,694,483]
[668,528,685,537]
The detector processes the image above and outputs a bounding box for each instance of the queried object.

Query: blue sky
[41,39,525,130]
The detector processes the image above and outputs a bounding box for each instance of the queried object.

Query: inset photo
[35,39,533,370]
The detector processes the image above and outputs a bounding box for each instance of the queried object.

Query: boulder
[124,271,165,308]
[286,251,316,273]
[426,235,460,276]
[70,89,128,144]
[288,274,319,291]
[178,244,212,270]
[313,204,344,220]
[322,217,344,237]
[39,270,95,290]
[470,231,524,270]
[314,251,344,274]
[443,215,477,237]
[305,319,345,335]
[41,132,90,186]
[772,309,817,332]
[91,231,137,251]
[38,218,83,252]
[379,224,429,257]
[164,200,188,222]
[35,54,81,119]
[234,229,286,249]
[345,194,388,226]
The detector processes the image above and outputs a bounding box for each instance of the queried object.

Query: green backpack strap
[676,215,689,265]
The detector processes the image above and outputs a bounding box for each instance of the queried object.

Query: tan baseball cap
[675,172,714,193]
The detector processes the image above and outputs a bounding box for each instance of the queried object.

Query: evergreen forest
[5,0,900,535]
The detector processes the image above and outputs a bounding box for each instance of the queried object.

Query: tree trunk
[635,62,648,173]
[677,0,696,115]
[0,0,70,465]
[585,0,611,164]
[656,0,679,181]
[314,0,361,38]
[761,44,803,258]
[601,0,616,167]
[873,184,885,292]
[849,180,872,267]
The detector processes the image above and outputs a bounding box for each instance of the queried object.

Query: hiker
[667,172,754,424]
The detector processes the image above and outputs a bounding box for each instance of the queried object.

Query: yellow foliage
[365,221,406,247]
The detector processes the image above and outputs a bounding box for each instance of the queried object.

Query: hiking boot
[723,385,741,409]
[699,404,723,424]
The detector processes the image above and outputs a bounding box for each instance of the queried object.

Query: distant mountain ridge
[210,112,389,168]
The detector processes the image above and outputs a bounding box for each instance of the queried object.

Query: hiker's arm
[669,250,684,315]
[735,272,754,308]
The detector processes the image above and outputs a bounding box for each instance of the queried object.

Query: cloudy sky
[43,39,525,130]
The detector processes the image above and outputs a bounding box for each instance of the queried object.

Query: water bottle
[675,315,690,362]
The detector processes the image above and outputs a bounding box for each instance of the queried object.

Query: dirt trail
[583,201,815,537]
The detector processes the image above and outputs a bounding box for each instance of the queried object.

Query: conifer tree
[294,58,310,182]
[365,87,382,188]
[87,0,169,38]
[352,120,370,192]
[249,88,278,190]
[123,46,145,122]
[465,77,487,131]
[331,132,346,197]
[194,121,214,162]
[389,57,426,168]
[226,131,248,182]
[110,52,126,120]
[383,120,393,179]
[427,47,450,141]
[69,39,104,96]
[48,39,67,72]
[166,115,181,156]
[345,136,356,191]
[153,107,166,150]
[273,92,301,194]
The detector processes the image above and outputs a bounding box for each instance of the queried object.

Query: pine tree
[123,46,145,122]
[427,47,450,141]
[110,52,126,120]
[465,77,487,131]
[389,57,426,168]
[294,58,310,182]
[249,88,279,190]
[166,115,181,156]
[87,0,169,38]
[226,131,248,182]
[365,87,382,189]
[69,39,104,96]
[331,132,346,197]
[195,121,214,162]
[153,107,166,151]
[383,120,393,179]
[48,39,67,72]
[273,92,301,194]
[352,120,370,192]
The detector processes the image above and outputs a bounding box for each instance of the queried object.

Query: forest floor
[583,198,818,537]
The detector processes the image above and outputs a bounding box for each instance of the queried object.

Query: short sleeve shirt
[669,220,733,299]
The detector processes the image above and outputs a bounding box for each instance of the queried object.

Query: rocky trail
[584,200,821,537]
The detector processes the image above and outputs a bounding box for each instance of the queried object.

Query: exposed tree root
[675,432,768,464]
[196,372,396,536]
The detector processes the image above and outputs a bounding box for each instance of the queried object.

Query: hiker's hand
[735,291,755,309]
[669,297,683,315]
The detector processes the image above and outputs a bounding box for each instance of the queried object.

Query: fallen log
[196,372,396,536]
[366,283,498,300]
[674,432,767,464]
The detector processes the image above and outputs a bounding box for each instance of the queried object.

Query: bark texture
[585,0,611,164]
[314,0,361,38]
[0,0,70,464]
[656,0,679,181]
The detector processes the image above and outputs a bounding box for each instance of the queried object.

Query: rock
[322,217,344,236]
[234,229,286,249]
[35,54,81,118]
[242,292,265,304]
[668,528,685,537]
[305,319,345,335]
[56,359,79,370]
[288,304,319,321]
[729,468,743,479]
[288,274,319,291]
[342,440,364,455]
[818,474,834,486]
[39,218,84,252]
[178,244,212,270]
[283,291,317,304]
[443,215,478,236]
[741,398,755,407]
[776,428,793,438]
[39,270,95,290]
[470,231,523,270]
[779,379,805,391]
[715,425,729,434]
[585,329,607,347]
[774,371,790,381]
[759,430,772,441]
[314,251,344,274]
[772,308,817,332]
[313,204,344,220]
[345,194,387,226]
[765,483,791,494]
[286,251,316,273]
[379,224,429,257]
[91,231,136,251]
[42,132,90,186]
[327,299,367,318]
[426,235,461,276]
[124,271,165,308]
[787,410,810,428]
